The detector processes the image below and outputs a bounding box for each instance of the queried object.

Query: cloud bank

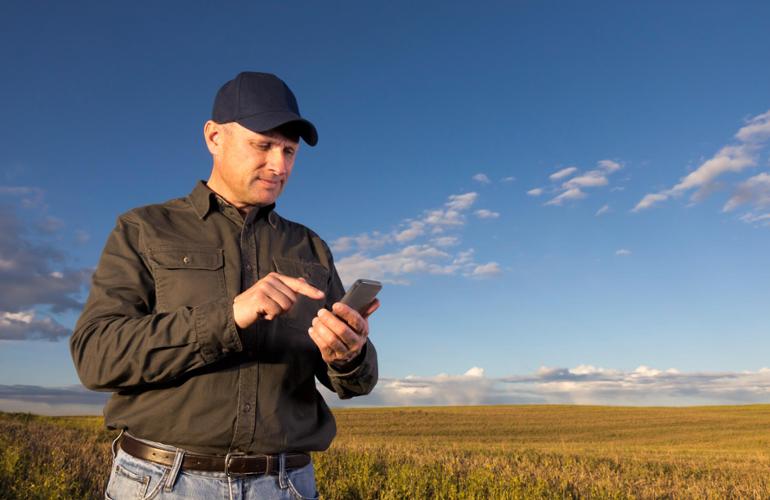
[0,385,109,416]
[8,364,770,415]
[320,365,770,407]
[0,200,91,341]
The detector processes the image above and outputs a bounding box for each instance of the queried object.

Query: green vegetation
[2,405,770,498]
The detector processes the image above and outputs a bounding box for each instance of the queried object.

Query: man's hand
[308,299,380,367]
[233,273,325,329]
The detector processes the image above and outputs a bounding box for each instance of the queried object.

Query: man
[71,72,379,499]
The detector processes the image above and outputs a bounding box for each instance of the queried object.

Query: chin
[251,194,280,206]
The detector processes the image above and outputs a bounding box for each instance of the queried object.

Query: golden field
[2,405,770,498]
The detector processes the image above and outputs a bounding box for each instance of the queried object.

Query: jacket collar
[189,180,278,228]
[189,180,218,220]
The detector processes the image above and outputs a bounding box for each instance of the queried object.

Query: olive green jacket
[71,181,378,455]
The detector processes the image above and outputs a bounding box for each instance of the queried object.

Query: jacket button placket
[231,212,259,451]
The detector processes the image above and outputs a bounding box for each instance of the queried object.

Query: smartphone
[340,279,382,315]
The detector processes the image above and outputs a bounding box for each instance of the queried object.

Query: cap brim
[237,111,318,146]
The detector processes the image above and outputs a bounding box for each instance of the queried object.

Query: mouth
[256,177,281,189]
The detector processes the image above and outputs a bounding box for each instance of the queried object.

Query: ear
[203,120,224,156]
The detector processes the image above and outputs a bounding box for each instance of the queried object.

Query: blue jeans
[105,434,319,499]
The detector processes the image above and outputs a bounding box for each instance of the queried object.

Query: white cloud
[546,188,585,206]
[422,192,479,227]
[615,249,632,256]
[633,193,669,212]
[474,209,500,219]
[331,232,390,253]
[424,209,464,226]
[332,191,480,252]
[336,245,450,285]
[539,160,623,207]
[501,176,516,183]
[739,212,770,226]
[469,262,502,277]
[472,173,491,184]
[723,172,770,212]
[598,160,622,173]
[595,204,610,216]
[671,144,756,195]
[394,221,425,243]
[335,244,501,286]
[331,190,496,285]
[735,109,770,143]
[564,171,608,189]
[635,109,770,211]
[321,365,770,407]
[0,310,70,341]
[549,167,578,181]
[2,311,34,323]
[453,249,475,266]
[446,192,478,211]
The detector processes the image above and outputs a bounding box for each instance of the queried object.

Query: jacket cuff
[328,339,375,378]
[193,296,243,363]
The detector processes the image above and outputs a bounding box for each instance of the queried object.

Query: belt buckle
[225,452,273,477]
[224,451,246,477]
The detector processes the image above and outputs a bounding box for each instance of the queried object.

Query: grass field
[2,405,770,498]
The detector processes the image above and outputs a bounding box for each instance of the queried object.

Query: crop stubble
[1,405,769,498]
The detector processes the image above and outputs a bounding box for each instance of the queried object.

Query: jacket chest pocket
[149,247,226,312]
[272,257,329,333]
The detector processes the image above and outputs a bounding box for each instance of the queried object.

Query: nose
[266,148,289,176]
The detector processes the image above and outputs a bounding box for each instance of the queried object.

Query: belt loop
[110,429,125,460]
[163,448,185,493]
[278,453,288,489]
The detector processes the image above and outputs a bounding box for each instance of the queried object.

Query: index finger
[275,274,325,300]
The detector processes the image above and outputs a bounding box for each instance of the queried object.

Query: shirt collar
[189,180,217,219]
[188,180,278,228]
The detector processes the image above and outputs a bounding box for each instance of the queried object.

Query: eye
[284,147,296,157]
[251,142,271,151]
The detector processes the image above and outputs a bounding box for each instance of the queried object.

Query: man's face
[207,122,299,209]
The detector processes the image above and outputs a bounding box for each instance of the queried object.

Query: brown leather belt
[119,434,311,476]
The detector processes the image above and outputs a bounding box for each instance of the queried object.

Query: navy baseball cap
[212,72,318,146]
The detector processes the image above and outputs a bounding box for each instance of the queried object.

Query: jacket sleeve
[70,213,242,391]
[313,240,379,399]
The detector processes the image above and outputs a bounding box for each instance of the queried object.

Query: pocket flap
[273,257,329,289]
[150,248,224,270]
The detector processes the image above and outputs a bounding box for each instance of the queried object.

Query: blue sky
[2,1,770,413]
